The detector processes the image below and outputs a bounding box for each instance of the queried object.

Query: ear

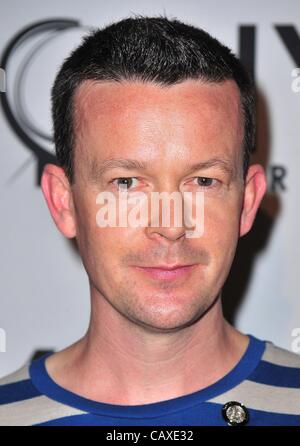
[41,164,77,238]
[239,164,267,237]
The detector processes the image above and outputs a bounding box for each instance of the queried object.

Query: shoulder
[0,356,86,426]
[209,337,300,422]
[244,340,300,418]
[247,339,300,392]
[0,361,43,425]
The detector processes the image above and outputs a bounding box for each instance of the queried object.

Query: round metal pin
[222,401,249,426]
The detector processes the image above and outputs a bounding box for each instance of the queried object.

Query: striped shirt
[1,334,300,426]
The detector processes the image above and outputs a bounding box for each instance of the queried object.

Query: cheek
[203,195,241,257]
[76,226,130,288]
[199,197,241,293]
[74,190,140,265]
[86,226,136,272]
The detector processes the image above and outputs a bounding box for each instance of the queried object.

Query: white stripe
[262,342,300,368]
[0,395,87,426]
[208,380,300,415]
[0,364,30,386]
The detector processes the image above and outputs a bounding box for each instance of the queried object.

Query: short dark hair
[51,14,255,183]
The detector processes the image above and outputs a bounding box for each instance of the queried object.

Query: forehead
[73,78,244,170]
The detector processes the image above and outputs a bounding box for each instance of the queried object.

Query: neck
[46,289,249,405]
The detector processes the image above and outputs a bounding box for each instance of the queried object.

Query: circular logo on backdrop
[0,18,92,184]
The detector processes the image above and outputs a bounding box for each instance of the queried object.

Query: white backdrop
[1,0,300,378]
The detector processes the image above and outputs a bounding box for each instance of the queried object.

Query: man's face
[70,79,245,332]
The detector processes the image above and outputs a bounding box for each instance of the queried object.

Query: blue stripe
[248,360,300,388]
[34,402,227,426]
[34,402,300,426]
[0,380,42,404]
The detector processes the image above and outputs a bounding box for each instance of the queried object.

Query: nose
[147,224,186,242]
[145,189,193,242]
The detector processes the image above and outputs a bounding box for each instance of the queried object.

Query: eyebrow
[90,158,147,180]
[88,156,235,182]
[186,158,235,176]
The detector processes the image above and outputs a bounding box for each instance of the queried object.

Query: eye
[111,177,139,191]
[194,177,218,188]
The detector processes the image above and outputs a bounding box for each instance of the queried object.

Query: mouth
[133,264,198,280]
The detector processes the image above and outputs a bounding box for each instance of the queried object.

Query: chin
[125,297,210,333]
[134,315,202,333]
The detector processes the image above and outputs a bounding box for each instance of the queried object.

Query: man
[1,15,300,426]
